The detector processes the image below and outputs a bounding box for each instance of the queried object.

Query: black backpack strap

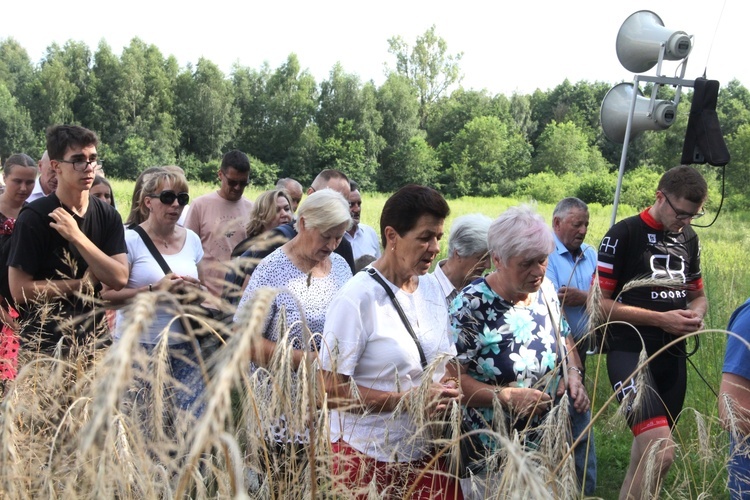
[365,267,428,369]
[133,226,172,275]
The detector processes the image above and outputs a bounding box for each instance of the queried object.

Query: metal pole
[610,75,640,227]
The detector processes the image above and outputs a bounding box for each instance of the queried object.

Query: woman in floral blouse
[448,205,590,495]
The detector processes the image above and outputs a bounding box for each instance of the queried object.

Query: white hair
[487,205,554,265]
[448,213,493,257]
[295,188,352,233]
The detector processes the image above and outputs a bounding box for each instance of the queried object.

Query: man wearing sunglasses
[596,165,708,499]
[185,150,253,296]
[7,124,128,351]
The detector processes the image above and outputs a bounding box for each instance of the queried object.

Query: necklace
[144,222,172,249]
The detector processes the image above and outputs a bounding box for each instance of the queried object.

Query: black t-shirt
[597,209,702,351]
[8,193,127,348]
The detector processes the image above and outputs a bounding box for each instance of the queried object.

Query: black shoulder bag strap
[133,226,172,275]
[365,267,428,369]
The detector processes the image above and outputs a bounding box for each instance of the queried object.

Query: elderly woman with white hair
[233,188,353,476]
[431,213,493,303]
[448,205,590,490]
[234,188,353,368]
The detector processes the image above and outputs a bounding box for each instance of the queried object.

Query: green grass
[108,178,747,498]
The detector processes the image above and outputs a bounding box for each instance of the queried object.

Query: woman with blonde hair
[102,168,207,417]
[223,189,293,305]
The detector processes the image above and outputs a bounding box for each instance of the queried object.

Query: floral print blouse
[449,276,569,448]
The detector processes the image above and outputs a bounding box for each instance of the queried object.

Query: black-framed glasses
[661,191,704,220]
[57,158,101,171]
[149,190,189,206]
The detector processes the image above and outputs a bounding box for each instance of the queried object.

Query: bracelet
[567,366,583,377]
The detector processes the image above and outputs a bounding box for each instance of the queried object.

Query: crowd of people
[0,123,748,499]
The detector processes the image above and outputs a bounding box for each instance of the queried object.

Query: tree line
[1,27,750,208]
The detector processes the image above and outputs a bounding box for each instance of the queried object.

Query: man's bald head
[309,169,350,198]
[38,150,57,195]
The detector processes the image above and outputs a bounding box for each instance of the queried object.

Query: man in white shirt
[343,180,381,261]
[26,151,57,203]
[185,150,253,296]
[430,213,492,303]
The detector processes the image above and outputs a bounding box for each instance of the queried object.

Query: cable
[701,0,728,79]
[687,354,719,399]
[692,164,725,229]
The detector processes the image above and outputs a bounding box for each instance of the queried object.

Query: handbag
[133,226,214,336]
[364,267,486,478]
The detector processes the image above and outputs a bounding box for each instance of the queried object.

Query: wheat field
[0,180,746,499]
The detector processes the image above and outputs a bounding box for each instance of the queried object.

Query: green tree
[317,63,384,185]
[175,58,238,163]
[425,88,508,147]
[25,43,78,130]
[387,25,463,129]
[385,135,441,191]
[442,115,532,197]
[376,73,421,190]
[718,79,750,139]
[509,92,537,140]
[0,81,37,160]
[533,120,609,175]
[0,38,34,98]
[233,55,318,183]
[318,119,377,189]
[724,123,750,209]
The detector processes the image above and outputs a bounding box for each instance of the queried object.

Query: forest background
[1,26,750,497]
[1,27,750,210]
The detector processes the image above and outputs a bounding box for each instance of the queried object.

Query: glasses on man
[149,190,190,206]
[221,171,249,189]
[661,191,705,220]
[57,158,101,171]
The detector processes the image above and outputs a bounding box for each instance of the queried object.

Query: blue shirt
[546,234,597,341]
[724,298,750,381]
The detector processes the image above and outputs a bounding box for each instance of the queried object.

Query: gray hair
[448,213,493,258]
[553,197,588,220]
[487,205,554,265]
[295,188,352,233]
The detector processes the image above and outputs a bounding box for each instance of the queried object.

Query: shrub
[575,172,617,205]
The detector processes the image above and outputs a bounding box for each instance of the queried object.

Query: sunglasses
[221,171,249,188]
[149,190,190,206]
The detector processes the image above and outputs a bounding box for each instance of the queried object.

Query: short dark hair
[658,165,708,204]
[46,125,98,161]
[349,180,359,192]
[220,150,250,174]
[380,184,450,244]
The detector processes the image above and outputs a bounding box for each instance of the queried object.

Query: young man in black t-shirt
[597,165,708,499]
[8,125,128,351]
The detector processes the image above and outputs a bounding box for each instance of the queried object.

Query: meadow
[0,178,746,499]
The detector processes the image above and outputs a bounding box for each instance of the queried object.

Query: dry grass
[0,269,742,500]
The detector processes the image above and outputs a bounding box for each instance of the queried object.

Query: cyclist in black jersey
[597,165,708,499]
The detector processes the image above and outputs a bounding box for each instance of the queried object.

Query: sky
[3,0,747,96]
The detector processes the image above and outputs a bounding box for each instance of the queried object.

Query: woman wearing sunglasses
[102,169,208,423]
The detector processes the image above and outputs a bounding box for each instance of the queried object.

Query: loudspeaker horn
[616,10,692,73]
[600,83,677,144]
